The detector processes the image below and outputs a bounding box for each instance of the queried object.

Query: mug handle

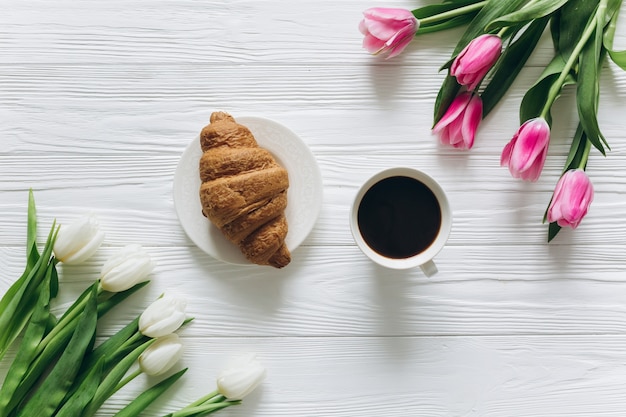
[420,260,438,277]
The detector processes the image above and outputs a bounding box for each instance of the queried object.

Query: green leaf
[603,1,626,70]
[563,124,588,171]
[548,221,562,242]
[0,263,54,415]
[519,54,575,123]
[433,75,461,127]
[96,281,150,318]
[113,368,188,417]
[26,189,40,267]
[10,313,78,411]
[413,0,486,19]
[83,339,156,417]
[55,281,99,324]
[9,282,145,414]
[602,0,623,26]
[15,282,149,417]
[549,6,562,49]
[414,0,486,36]
[555,0,600,59]
[485,0,569,31]
[45,312,58,333]
[0,270,34,360]
[443,0,485,4]
[3,257,57,354]
[55,358,105,417]
[49,259,59,298]
[64,320,145,408]
[16,285,98,417]
[0,221,58,361]
[84,317,141,371]
[519,75,557,124]
[482,16,550,117]
[607,48,626,69]
[417,14,478,35]
[449,0,529,57]
[576,14,609,155]
[433,0,528,124]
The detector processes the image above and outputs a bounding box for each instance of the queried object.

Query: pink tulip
[359,8,419,59]
[451,34,502,91]
[547,169,594,229]
[432,92,483,149]
[500,117,550,182]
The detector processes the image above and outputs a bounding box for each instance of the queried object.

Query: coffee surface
[357,176,441,259]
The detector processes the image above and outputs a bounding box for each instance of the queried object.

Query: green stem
[540,0,605,118]
[419,1,488,26]
[183,390,221,409]
[202,394,226,405]
[34,282,103,356]
[578,138,592,170]
[495,0,541,39]
[169,401,238,417]
[118,331,144,351]
[115,368,142,393]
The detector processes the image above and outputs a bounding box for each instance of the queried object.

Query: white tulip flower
[216,353,266,400]
[139,294,187,338]
[53,214,105,264]
[138,333,184,376]
[100,244,154,292]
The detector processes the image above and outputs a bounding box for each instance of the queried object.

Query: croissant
[198,112,291,268]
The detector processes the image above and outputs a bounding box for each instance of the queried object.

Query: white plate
[173,116,323,265]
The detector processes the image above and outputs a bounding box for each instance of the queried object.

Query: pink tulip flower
[500,117,550,182]
[432,92,483,149]
[359,8,419,59]
[547,169,594,229]
[451,34,502,91]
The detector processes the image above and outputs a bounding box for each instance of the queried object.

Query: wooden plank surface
[2,0,626,416]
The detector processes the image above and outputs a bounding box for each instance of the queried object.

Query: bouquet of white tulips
[0,191,266,417]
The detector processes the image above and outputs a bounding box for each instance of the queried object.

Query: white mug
[349,167,452,276]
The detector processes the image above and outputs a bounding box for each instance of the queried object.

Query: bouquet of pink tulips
[359,0,625,241]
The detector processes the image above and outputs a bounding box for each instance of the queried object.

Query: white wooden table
[2,1,626,416]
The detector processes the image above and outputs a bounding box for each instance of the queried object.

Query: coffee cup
[349,167,452,276]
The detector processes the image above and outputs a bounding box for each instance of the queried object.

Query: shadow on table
[183,243,308,319]
[368,263,430,357]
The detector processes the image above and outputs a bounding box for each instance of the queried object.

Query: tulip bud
[500,117,551,182]
[359,7,419,59]
[547,169,594,229]
[451,34,502,91]
[138,333,184,376]
[100,244,154,292]
[53,214,105,264]
[216,353,266,400]
[139,294,187,338]
[432,92,483,149]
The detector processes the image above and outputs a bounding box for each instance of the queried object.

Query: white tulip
[138,333,184,376]
[216,353,266,400]
[139,294,187,338]
[53,214,105,265]
[100,244,154,292]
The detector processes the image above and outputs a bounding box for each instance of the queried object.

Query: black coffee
[357,176,441,259]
